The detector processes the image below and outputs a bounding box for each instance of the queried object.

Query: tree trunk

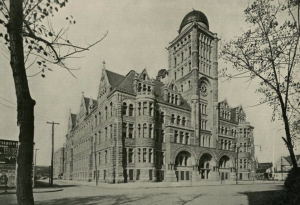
[282,109,298,169]
[8,0,35,204]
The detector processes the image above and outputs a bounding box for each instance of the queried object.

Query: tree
[220,0,300,169]
[0,0,107,204]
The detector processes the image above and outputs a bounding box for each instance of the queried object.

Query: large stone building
[62,10,256,183]
[53,147,64,179]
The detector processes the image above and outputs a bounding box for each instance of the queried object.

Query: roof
[179,10,209,33]
[106,70,126,89]
[105,69,191,110]
[284,155,300,165]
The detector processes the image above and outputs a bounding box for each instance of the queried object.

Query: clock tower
[167,10,219,148]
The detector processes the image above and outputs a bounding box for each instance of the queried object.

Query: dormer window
[143,74,146,80]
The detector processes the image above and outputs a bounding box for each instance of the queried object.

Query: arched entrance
[219,155,234,180]
[174,151,194,181]
[198,153,216,180]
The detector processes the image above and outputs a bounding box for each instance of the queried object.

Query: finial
[102,60,106,69]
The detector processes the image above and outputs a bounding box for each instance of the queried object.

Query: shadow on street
[239,185,300,205]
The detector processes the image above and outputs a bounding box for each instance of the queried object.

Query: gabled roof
[258,163,273,170]
[106,70,126,89]
[104,69,191,110]
[284,155,300,165]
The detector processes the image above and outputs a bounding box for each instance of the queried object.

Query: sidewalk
[0,183,63,195]
[51,179,284,189]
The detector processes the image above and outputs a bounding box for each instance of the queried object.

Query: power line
[0,102,48,122]
[35,123,48,145]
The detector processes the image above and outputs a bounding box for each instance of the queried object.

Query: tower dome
[179,10,209,33]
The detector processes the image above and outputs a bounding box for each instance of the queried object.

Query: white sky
[0,0,298,166]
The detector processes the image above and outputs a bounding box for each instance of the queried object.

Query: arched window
[122,102,127,116]
[147,86,151,92]
[143,73,146,80]
[177,116,181,124]
[182,117,186,126]
[138,83,142,92]
[129,104,134,116]
[149,124,153,138]
[161,112,164,123]
[110,102,113,117]
[221,127,224,134]
[174,72,177,80]
[225,127,228,135]
[105,106,108,120]
[188,80,191,88]
[138,124,141,138]
[95,115,98,127]
[171,94,174,104]
[181,67,184,76]
[171,114,175,123]
[143,123,147,138]
[175,95,178,104]
[181,85,183,92]
[143,84,146,91]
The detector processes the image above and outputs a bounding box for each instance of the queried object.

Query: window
[189,62,191,71]
[174,131,178,143]
[110,102,113,117]
[143,73,146,80]
[181,67,184,76]
[147,86,151,92]
[94,115,97,127]
[105,127,107,138]
[189,47,191,56]
[181,85,183,92]
[138,83,142,92]
[149,124,153,138]
[129,124,134,138]
[128,148,134,163]
[149,103,153,116]
[174,72,177,80]
[171,94,174,104]
[185,133,189,145]
[143,102,147,115]
[181,52,184,62]
[177,116,181,124]
[182,117,186,126]
[188,80,191,88]
[174,57,177,66]
[161,112,164,123]
[138,124,141,138]
[180,132,184,144]
[105,150,108,164]
[244,159,247,169]
[110,124,113,138]
[129,104,134,116]
[240,159,243,169]
[171,114,175,123]
[105,106,108,119]
[138,149,141,163]
[143,123,147,138]
[143,148,147,163]
[175,95,178,104]
[149,149,153,163]
[122,102,127,115]
[138,102,141,116]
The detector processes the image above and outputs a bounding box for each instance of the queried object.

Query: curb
[0,188,63,195]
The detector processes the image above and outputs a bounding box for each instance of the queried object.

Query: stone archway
[218,154,235,180]
[198,153,217,180]
[174,151,195,182]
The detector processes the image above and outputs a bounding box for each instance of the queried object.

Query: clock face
[200,83,208,96]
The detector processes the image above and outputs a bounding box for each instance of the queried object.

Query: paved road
[1,181,287,205]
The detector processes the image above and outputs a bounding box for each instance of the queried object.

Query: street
[1,180,287,205]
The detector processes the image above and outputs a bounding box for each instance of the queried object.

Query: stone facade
[53,147,64,179]
[62,10,256,183]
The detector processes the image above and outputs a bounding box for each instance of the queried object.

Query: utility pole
[236,146,240,185]
[281,156,283,181]
[33,149,39,187]
[47,121,59,187]
[94,139,98,186]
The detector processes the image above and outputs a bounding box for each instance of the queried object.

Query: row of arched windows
[220,139,233,151]
[167,93,180,105]
[137,123,154,138]
[122,102,134,116]
[219,126,237,138]
[220,110,231,120]
[137,83,152,92]
[174,130,190,145]
[171,114,187,126]
[137,102,154,116]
